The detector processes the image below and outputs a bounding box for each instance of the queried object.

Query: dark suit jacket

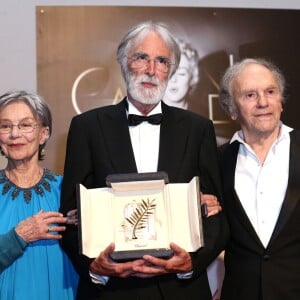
[219,130,300,300]
[60,99,228,300]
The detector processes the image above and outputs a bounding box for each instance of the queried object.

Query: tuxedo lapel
[98,99,137,174]
[157,103,189,180]
[269,130,300,244]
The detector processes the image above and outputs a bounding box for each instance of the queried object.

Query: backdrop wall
[0,0,299,96]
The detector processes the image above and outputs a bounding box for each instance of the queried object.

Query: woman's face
[163,55,192,104]
[0,102,49,163]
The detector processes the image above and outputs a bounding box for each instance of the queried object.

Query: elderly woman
[163,38,199,109]
[0,91,78,299]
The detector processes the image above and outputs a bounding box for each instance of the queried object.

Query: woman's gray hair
[0,90,52,160]
[219,58,286,116]
[117,21,181,84]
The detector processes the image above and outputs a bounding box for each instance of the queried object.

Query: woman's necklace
[5,167,43,188]
[0,168,57,203]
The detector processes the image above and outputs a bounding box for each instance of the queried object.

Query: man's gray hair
[219,58,286,116]
[117,21,181,84]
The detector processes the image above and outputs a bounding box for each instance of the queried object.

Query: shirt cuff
[89,269,192,283]
[89,270,110,285]
[177,270,193,279]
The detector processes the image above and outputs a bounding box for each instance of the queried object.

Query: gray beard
[127,74,167,105]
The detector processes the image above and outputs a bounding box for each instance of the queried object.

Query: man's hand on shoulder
[200,193,222,217]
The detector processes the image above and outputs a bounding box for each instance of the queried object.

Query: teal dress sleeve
[0,228,27,272]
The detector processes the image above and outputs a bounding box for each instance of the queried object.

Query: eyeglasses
[0,121,40,134]
[128,53,173,73]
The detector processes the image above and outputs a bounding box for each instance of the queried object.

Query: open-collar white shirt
[231,124,293,247]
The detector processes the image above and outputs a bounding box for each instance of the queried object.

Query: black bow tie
[128,113,163,126]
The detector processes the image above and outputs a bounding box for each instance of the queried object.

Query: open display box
[77,172,204,261]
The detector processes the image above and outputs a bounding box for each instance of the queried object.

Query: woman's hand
[15,210,68,243]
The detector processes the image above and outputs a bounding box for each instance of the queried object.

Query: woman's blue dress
[0,169,78,299]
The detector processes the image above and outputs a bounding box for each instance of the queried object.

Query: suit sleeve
[191,120,229,278]
[60,115,94,279]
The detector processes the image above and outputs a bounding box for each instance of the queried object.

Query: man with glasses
[60,21,228,300]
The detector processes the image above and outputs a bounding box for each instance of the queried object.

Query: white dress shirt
[90,100,192,284]
[127,99,161,173]
[232,124,293,247]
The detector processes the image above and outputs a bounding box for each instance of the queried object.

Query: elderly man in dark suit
[218,58,300,300]
[60,21,228,300]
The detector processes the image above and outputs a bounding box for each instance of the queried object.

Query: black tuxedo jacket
[60,99,228,300]
[219,130,300,300]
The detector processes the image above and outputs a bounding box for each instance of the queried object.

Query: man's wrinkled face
[126,32,172,105]
[231,63,283,139]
